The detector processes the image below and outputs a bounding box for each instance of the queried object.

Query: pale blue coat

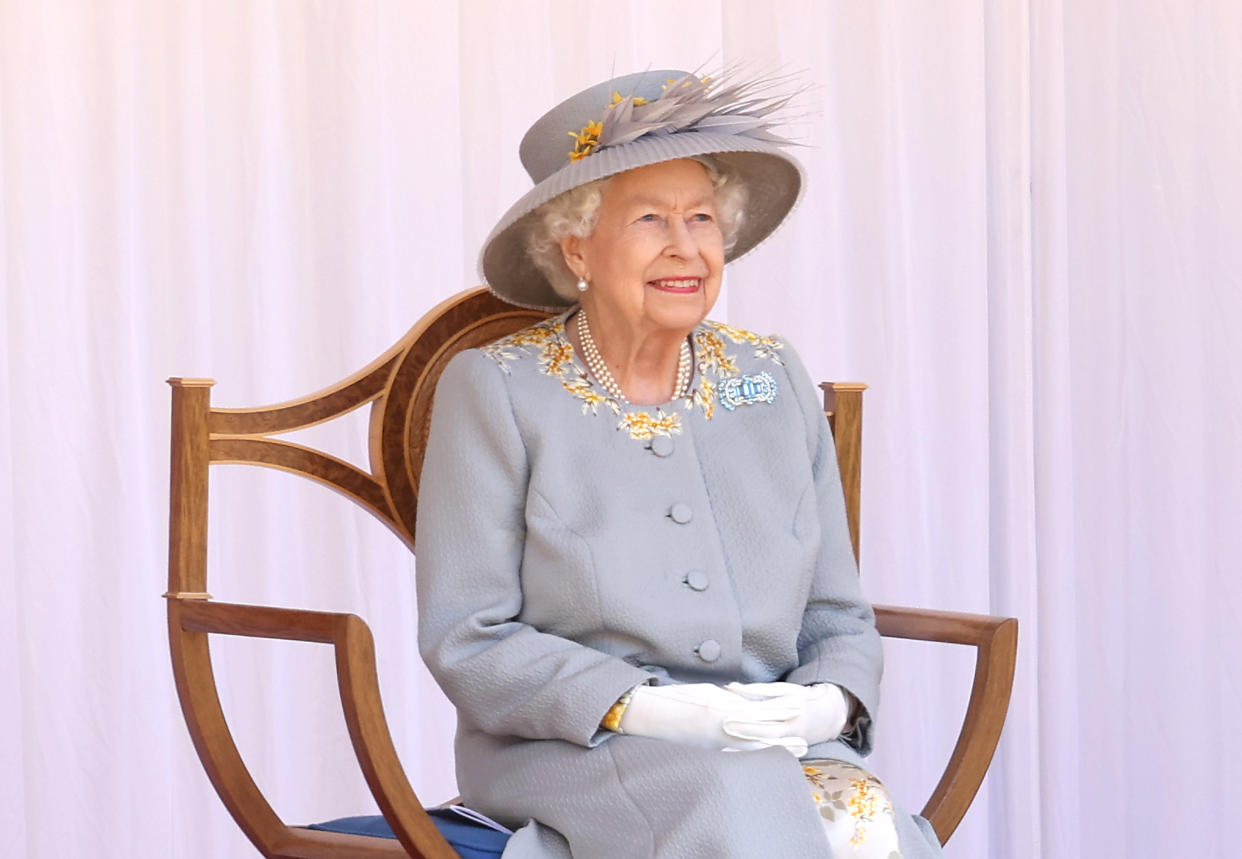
[415,313,941,857]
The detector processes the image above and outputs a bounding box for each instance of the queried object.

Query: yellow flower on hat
[568,118,604,161]
[570,92,655,163]
[610,91,647,107]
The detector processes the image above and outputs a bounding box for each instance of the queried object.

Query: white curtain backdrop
[3,1,1239,856]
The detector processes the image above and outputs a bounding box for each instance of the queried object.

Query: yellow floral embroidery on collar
[538,337,576,376]
[619,410,682,440]
[560,376,619,417]
[704,321,786,364]
[481,314,783,442]
[484,314,639,434]
[481,320,559,368]
[690,323,784,420]
[693,327,739,377]
[690,375,717,421]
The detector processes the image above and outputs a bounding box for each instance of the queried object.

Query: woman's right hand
[617,683,805,752]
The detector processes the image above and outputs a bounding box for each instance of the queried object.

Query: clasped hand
[617,681,849,757]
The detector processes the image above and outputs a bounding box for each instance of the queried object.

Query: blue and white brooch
[719,371,779,410]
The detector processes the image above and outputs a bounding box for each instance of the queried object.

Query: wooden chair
[166,286,1017,857]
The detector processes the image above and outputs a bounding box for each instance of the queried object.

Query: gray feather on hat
[576,71,801,159]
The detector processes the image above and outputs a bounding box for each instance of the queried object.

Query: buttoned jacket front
[415,313,887,857]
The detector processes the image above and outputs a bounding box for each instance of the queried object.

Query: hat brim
[479,132,805,311]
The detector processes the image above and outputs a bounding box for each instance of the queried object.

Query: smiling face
[561,159,725,339]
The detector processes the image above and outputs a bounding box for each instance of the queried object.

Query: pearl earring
[576,277,589,293]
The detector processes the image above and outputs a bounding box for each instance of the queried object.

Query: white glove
[618,683,804,752]
[725,682,851,750]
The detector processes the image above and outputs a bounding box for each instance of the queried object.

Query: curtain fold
[2,2,1238,856]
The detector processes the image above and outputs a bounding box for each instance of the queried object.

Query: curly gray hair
[524,156,748,302]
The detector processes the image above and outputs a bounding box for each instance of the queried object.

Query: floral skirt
[801,759,903,859]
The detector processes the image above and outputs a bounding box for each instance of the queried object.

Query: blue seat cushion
[307,808,511,859]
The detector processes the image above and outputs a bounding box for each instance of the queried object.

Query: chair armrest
[169,599,457,858]
[872,604,1018,845]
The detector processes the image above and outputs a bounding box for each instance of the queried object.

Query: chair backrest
[168,289,552,599]
[165,286,869,856]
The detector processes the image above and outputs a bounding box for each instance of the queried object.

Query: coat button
[684,570,710,591]
[650,435,674,457]
[696,639,721,662]
[668,502,693,524]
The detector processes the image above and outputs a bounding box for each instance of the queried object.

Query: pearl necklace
[577,309,692,405]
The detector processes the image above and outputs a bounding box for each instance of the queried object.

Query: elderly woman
[416,70,941,858]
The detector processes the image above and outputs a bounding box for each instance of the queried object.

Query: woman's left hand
[725,682,851,749]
